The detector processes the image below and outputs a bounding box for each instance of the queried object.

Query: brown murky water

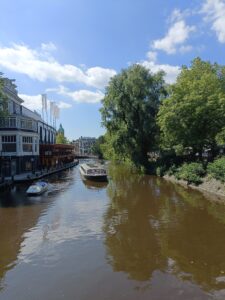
[0,162,225,300]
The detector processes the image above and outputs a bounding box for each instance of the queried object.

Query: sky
[0,0,225,140]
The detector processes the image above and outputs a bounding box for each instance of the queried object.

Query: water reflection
[0,188,50,289]
[1,163,225,299]
[81,179,108,190]
[0,169,76,289]
[104,165,167,281]
[104,164,225,294]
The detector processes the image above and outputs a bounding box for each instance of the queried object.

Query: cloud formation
[55,86,104,104]
[141,60,180,84]
[152,19,195,54]
[19,93,72,111]
[202,0,225,43]
[0,43,116,89]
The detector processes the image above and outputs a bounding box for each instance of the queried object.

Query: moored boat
[79,163,108,181]
[26,181,48,196]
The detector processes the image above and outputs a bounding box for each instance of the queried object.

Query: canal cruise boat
[79,163,108,181]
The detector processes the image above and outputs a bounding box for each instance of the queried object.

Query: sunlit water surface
[0,162,225,300]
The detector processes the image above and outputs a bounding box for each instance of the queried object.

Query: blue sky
[0,0,225,140]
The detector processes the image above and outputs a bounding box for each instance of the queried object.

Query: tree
[157,58,225,157]
[216,127,225,146]
[91,135,105,158]
[100,64,166,167]
[56,133,69,144]
[0,73,8,116]
[56,123,69,144]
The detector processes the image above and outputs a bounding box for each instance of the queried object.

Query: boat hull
[26,187,47,196]
[82,174,108,182]
[79,165,108,182]
[26,182,48,196]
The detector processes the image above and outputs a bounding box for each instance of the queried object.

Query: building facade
[73,136,96,156]
[0,78,56,176]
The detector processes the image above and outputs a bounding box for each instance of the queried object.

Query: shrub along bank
[156,157,225,187]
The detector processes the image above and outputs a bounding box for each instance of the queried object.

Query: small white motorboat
[26,181,48,196]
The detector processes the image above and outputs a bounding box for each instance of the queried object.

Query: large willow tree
[157,58,225,157]
[100,64,166,167]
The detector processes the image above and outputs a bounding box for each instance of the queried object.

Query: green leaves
[100,64,166,167]
[207,157,225,182]
[157,58,225,155]
[100,58,225,170]
[56,133,69,144]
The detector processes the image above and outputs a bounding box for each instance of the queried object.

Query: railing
[0,116,38,132]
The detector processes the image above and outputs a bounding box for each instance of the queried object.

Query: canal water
[0,162,225,300]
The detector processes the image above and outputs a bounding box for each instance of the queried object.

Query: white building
[0,78,56,176]
[73,136,96,156]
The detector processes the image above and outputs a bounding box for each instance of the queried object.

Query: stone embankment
[2,160,79,185]
[163,174,225,202]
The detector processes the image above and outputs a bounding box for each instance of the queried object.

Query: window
[22,136,33,152]
[21,119,33,130]
[39,126,43,143]
[34,138,38,153]
[2,135,17,152]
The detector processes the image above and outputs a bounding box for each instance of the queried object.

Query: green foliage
[216,127,225,146]
[167,164,178,176]
[176,162,205,185]
[207,157,225,182]
[156,166,167,177]
[0,73,8,116]
[158,58,225,156]
[56,133,69,144]
[100,64,167,167]
[91,135,105,158]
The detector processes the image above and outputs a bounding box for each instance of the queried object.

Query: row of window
[22,136,32,143]
[1,135,37,153]
[1,135,34,143]
[39,126,55,143]
[2,135,16,143]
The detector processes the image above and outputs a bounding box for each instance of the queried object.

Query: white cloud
[85,67,116,89]
[169,8,193,23]
[56,86,104,104]
[58,101,72,109]
[152,20,195,54]
[202,0,225,43]
[19,94,43,111]
[146,51,157,62]
[179,45,193,53]
[170,8,184,22]
[19,93,71,111]
[0,43,116,89]
[143,50,181,83]
[41,42,57,52]
[142,60,180,84]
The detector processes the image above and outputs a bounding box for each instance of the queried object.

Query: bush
[176,162,205,185]
[167,164,178,176]
[207,157,225,182]
[156,166,167,177]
